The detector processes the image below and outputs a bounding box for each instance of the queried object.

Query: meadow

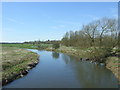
[1,43,52,49]
[1,46,39,85]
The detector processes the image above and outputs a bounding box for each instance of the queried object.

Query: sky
[2,2,118,42]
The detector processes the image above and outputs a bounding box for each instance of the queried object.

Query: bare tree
[97,18,118,48]
[61,17,117,50]
[82,21,99,46]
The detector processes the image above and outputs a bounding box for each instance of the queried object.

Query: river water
[3,49,118,88]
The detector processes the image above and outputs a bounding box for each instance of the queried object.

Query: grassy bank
[46,46,114,62]
[106,56,120,83]
[1,46,39,85]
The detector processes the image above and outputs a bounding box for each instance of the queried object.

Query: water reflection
[61,54,81,64]
[61,54,118,88]
[73,62,118,88]
[52,52,60,59]
[61,54,71,64]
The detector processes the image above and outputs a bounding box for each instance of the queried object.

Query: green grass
[37,44,52,49]
[1,43,52,50]
[106,56,120,83]
[2,46,39,83]
[1,44,37,49]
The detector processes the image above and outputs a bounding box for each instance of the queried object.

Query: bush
[52,43,60,49]
[87,47,112,63]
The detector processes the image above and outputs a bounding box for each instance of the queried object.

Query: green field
[1,44,37,49]
[1,43,52,49]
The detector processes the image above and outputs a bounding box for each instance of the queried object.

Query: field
[1,46,39,85]
[1,44,37,49]
[1,43,52,49]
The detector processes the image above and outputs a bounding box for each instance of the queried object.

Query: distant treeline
[1,40,61,45]
[1,43,24,44]
[24,40,61,45]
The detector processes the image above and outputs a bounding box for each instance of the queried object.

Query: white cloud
[7,18,17,23]
[3,27,15,32]
[54,20,81,25]
[6,17,24,24]
[50,25,66,29]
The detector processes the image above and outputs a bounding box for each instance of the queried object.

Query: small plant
[52,43,60,49]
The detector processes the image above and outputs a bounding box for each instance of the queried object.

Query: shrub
[52,43,60,49]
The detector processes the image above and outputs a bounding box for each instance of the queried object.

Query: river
[3,49,118,88]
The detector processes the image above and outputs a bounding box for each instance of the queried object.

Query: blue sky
[2,2,117,42]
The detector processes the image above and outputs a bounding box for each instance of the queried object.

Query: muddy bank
[2,59,39,86]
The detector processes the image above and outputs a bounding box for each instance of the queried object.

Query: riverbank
[106,56,120,84]
[1,44,119,85]
[2,47,39,86]
[45,46,112,62]
[45,45,120,83]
